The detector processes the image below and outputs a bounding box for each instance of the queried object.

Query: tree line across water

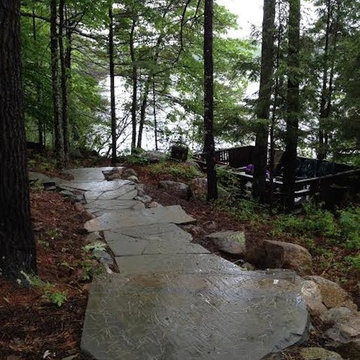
[1,0,360,279]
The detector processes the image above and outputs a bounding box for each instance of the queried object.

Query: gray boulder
[159,180,191,200]
[189,178,228,201]
[122,168,138,179]
[206,231,246,255]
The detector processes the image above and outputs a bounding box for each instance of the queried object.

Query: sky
[217,0,264,38]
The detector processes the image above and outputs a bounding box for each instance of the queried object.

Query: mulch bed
[0,190,93,360]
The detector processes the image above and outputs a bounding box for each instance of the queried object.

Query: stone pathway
[31,168,310,360]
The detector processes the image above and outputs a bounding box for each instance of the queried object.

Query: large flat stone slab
[115,254,243,275]
[81,272,309,360]
[84,199,144,212]
[84,205,195,232]
[59,179,131,192]
[84,186,138,203]
[64,167,121,182]
[105,230,208,257]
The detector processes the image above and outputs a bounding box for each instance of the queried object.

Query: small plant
[19,271,67,307]
[80,259,104,281]
[339,207,360,249]
[83,241,106,253]
[44,290,67,307]
[148,161,202,181]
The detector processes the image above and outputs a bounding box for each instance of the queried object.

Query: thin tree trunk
[59,0,69,163]
[253,0,276,201]
[269,1,283,213]
[317,0,332,161]
[0,0,37,279]
[153,78,159,151]
[204,0,218,201]
[109,6,117,164]
[32,8,44,146]
[137,78,151,149]
[50,0,64,168]
[130,18,137,153]
[283,0,301,210]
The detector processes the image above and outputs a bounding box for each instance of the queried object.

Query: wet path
[58,168,309,360]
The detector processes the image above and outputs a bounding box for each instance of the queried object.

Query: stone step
[81,271,309,360]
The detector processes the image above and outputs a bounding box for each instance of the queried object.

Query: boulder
[182,224,206,238]
[206,231,246,255]
[170,144,188,162]
[189,178,228,201]
[246,240,313,276]
[103,168,123,181]
[159,180,191,200]
[321,308,360,360]
[300,347,343,360]
[143,151,166,163]
[300,280,328,316]
[122,168,138,179]
[306,276,357,310]
[127,175,139,183]
[134,195,152,204]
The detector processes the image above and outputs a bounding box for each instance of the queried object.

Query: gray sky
[216,0,264,38]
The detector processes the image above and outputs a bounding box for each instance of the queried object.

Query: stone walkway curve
[59,168,309,360]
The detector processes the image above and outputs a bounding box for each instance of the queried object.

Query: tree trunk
[153,78,159,151]
[283,0,301,210]
[253,0,276,201]
[137,78,151,149]
[130,18,137,153]
[32,8,44,147]
[317,0,332,161]
[0,0,37,279]
[59,0,69,163]
[109,6,117,164]
[50,0,64,168]
[204,0,218,202]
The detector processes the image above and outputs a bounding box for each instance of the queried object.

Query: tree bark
[130,18,137,153]
[204,0,218,201]
[253,0,276,201]
[59,0,69,163]
[153,78,159,151]
[0,0,37,279]
[50,0,64,168]
[109,6,117,164]
[283,0,301,210]
[137,78,151,149]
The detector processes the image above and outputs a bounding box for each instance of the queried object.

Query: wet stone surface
[54,168,310,359]
[81,273,309,360]
[84,205,196,232]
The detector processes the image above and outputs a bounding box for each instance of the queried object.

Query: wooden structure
[195,146,360,206]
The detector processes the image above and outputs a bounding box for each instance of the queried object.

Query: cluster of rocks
[103,167,139,183]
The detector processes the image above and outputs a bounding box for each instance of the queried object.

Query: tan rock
[306,276,357,310]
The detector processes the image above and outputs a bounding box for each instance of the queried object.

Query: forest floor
[1,153,359,360]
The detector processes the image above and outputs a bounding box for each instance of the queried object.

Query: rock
[189,178,229,201]
[321,307,355,324]
[300,347,343,360]
[322,309,360,359]
[300,280,328,316]
[127,175,139,183]
[142,151,166,163]
[306,276,357,310]
[170,144,188,162]
[103,168,123,181]
[246,240,313,276]
[93,250,114,266]
[203,221,218,232]
[182,225,206,238]
[146,201,162,208]
[242,262,256,271]
[159,180,191,200]
[122,168,138,179]
[85,232,103,243]
[74,203,85,212]
[134,195,153,204]
[206,231,246,255]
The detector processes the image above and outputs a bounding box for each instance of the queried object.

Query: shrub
[339,207,360,249]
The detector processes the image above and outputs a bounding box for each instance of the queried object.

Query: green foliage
[346,254,360,270]
[339,207,360,249]
[273,203,338,238]
[148,161,202,181]
[124,154,149,165]
[83,241,107,253]
[19,271,67,307]
[80,259,104,281]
